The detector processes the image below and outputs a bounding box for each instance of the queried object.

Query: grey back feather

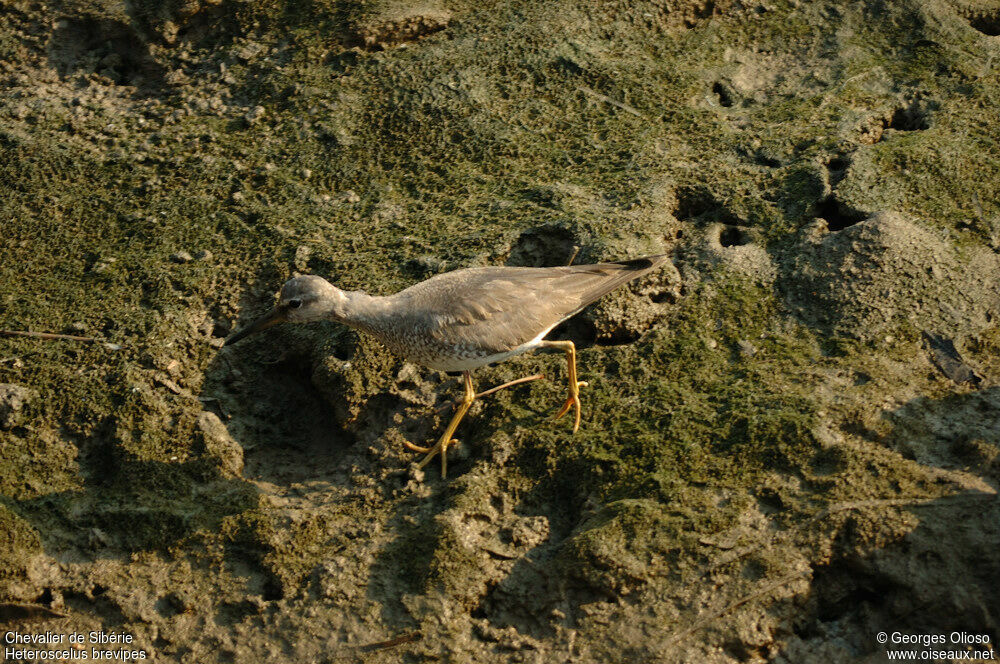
[371,255,669,356]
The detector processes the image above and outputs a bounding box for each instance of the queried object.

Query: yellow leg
[540,340,588,433]
[542,341,588,433]
[404,373,544,453]
[433,373,544,414]
[416,371,475,478]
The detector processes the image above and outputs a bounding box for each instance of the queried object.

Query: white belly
[421,329,552,372]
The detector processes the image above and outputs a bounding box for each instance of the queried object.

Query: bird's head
[224,275,345,346]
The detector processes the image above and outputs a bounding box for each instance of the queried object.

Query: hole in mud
[548,316,598,349]
[754,489,784,514]
[47,16,167,90]
[550,312,648,349]
[329,344,352,362]
[684,0,718,28]
[724,639,767,661]
[719,225,750,247]
[828,156,850,172]
[755,153,782,168]
[262,578,283,602]
[805,559,898,626]
[888,105,930,131]
[815,195,867,231]
[810,447,848,476]
[650,289,677,304]
[595,328,642,347]
[213,351,350,484]
[155,594,183,618]
[507,224,577,267]
[675,187,741,224]
[826,155,850,186]
[950,436,998,468]
[968,12,1000,36]
[712,81,734,107]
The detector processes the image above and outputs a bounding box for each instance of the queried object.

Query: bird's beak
[224,305,287,346]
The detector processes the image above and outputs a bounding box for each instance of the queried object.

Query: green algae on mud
[1,0,999,660]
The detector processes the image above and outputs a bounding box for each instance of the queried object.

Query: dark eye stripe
[289,299,302,308]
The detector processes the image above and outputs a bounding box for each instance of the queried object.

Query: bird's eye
[288,299,302,309]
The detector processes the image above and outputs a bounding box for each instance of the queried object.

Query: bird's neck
[331,289,387,331]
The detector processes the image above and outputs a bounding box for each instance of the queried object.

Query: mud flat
[1,0,998,661]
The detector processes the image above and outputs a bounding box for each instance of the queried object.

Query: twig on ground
[576,85,648,119]
[358,631,421,652]
[0,329,121,350]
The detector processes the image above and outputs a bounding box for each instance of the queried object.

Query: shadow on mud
[3,454,258,560]
[773,385,1000,659]
[362,382,1000,654]
[778,490,999,660]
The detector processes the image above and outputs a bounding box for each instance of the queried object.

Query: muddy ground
[1,0,999,661]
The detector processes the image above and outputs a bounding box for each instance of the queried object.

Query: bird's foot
[416,438,459,477]
[553,381,588,434]
[402,440,433,454]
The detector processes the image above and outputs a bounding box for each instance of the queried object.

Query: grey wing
[409,270,576,354]
[399,259,665,354]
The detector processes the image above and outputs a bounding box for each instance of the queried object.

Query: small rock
[737,340,757,357]
[0,383,36,429]
[170,251,193,264]
[90,258,116,273]
[193,249,213,261]
[245,105,265,124]
[165,68,187,85]
[407,254,446,275]
[294,245,312,270]
[340,190,360,204]
[300,167,312,179]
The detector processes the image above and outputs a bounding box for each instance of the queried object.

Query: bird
[225,254,670,477]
